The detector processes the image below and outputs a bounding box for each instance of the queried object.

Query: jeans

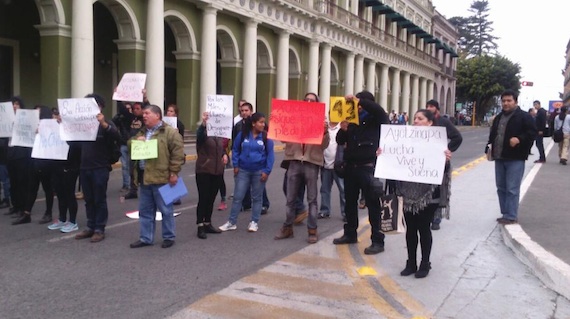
[228,169,265,225]
[80,168,110,233]
[242,186,270,209]
[0,164,10,201]
[319,168,345,217]
[284,161,319,229]
[196,173,221,224]
[138,181,176,244]
[494,159,525,221]
[283,170,306,213]
[535,135,545,161]
[119,145,130,189]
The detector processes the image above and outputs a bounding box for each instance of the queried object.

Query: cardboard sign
[206,94,233,139]
[10,109,39,148]
[58,98,100,141]
[268,99,325,145]
[130,139,158,160]
[31,119,69,160]
[112,73,147,102]
[374,124,447,185]
[163,116,177,129]
[0,101,15,137]
[329,96,359,124]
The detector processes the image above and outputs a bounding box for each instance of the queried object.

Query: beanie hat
[426,99,440,110]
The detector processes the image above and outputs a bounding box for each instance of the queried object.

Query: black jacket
[434,116,462,152]
[535,107,547,132]
[487,107,537,160]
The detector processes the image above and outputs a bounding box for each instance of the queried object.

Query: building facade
[563,38,570,105]
[0,0,458,129]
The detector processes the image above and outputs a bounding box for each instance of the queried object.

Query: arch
[256,36,274,71]
[216,25,240,62]
[164,10,198,54]
[288,47,301,77]
[439,85,445,105]
[330,57,339,85]
[35,0,65,25]
[96,0,141,40]
[446,87,452,113]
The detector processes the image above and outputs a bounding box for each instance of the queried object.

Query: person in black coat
[533,100,547,163]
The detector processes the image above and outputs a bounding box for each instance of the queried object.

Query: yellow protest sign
[329,96,359,124]
[130,139,158,160]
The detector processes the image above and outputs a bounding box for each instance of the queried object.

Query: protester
[379,109,452,278]
[219,112,274,232]
[195,112,226,239]
[332,90,389,255]
[0,135,9,210]
[486,89,537,225]
[318,120,345,220]
[112,102,133,192]
[129,105,184,249]
[123,101,146,200]
[165,103,186,205]
[553,106,570,165]
[533,100,547,163]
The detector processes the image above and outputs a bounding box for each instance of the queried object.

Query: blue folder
[159,176,188,205]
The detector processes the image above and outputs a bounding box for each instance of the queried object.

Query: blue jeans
[285,161,319,229]
[0,164,10,201]
[535,135,545,161]
[228,169,265,225]
[119,145,130,189]
[138,182,176,244]
[282,170,306,213]
[80,168,110,233]
[494,160,525,221]
[319,168,345,217]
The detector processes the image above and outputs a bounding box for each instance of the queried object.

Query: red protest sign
[268,98,325,145]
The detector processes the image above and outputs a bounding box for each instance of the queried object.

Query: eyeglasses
[303,98,316,102]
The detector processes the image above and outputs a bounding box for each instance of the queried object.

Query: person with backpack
[219,112,274,233]
[553,106,570,165]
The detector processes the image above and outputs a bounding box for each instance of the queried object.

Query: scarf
[395,181,438,215]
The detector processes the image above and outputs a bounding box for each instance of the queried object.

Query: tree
[449,0,498,57]
[456,55,521,121]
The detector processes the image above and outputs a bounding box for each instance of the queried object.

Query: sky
[432,0,570,110]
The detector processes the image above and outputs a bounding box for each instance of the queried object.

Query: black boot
[197,225,207,239]
[333,224,357,245]
[204,223,221,234]
[12,212,31,225]
[400,260,417,276]
[364,242,385,255]
[415,261,431,278]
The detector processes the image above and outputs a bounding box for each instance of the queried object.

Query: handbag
[379,193,405,234]
[333,144,346,178]
[553,115,566,143]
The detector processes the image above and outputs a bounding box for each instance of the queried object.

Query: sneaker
[47,220,66,230]
[247,221,258,232]
[217,201,227,211]
[431,223,440,230]
[60,222,79,233]
[261,207,268,215]
[317,213,330,219]
[219,221,237,231]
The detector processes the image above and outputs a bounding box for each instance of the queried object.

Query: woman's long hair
[241,112,265,139]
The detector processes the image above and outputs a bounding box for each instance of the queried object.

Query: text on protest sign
[10,109,40,148]
[112,73,147,102]
[162,116,178,129]
[268,99,325,145]
[206,94,233,139]
[329,96,359,124]
[31,119,69,160]
[58,98,100,141]
[130,139,158,160]
[0,101,15,138]
[374,124,447,185]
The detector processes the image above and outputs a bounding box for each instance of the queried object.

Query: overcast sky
[432,0,570,109]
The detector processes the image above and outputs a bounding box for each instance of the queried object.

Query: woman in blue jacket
[219,112,274,232]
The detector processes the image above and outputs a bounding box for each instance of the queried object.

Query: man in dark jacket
[486,89,537,225]
[333,90,389,255]
[533,100,547,163]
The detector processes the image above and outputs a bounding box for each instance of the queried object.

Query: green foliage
[449,0,498,57]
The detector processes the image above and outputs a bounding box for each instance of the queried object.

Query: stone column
[71,0,93,97]
[354,55,364,93]
[145,0,164,108]
[366,60,375,94]
[427,79,435,100]
[379,64,389,109]
[420,77,427,106]
[390,68,400,112]
[242,19,258,103]
[344,52,355,95]
[200,6,218,115]
[411,74,419,121]
[401,71,410,115]
[319,44,332,111]
[308,40,320,94]
[276,30,290,99]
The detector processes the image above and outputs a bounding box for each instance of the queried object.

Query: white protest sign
[0,101,15,137]
[163,116,177,129]
[10,109,39,148]
[31,119,69,160]
[374,124,447,185]
[206,94,233,139]
[112,73,147,102]
[58,98,100,141]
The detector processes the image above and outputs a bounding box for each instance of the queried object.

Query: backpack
[108,138,122,164]
[553,114,566,143]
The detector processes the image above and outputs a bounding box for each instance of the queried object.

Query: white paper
[112,73,147,102]
[31,119,70,160]
[125,211,181,221]
[0,101,15,138]
[58,98,100,141]
[163,116,177,129]
[374,124,447,185]
[206,94,233,139]
[10,109,39,148]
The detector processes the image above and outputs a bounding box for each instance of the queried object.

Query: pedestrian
[332,90,389,255]
[123,100,146,200]
[318,120,345,220]
[0,135,9,210]
[195,112,227,239]
[486,89,537,225]
[553,106,570,165]
[274,92,330,244]
[533,100,547,163]
[165,103,186,205]
[129,105,185,249]
[219,112,274,232]
[380,109,452,278]
[112,101,133,192]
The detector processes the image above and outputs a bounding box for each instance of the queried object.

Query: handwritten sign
[10,109,39,148]
[58,98,100,141]
[130,139,158,160]
[31,119,69,160]
[112,73,147,102]
[374,124,447,185]
[329,96,359,124]
[0,101,15,137]
[163,116,177,129]
[206,94,233,139]
[268,99,325,144]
